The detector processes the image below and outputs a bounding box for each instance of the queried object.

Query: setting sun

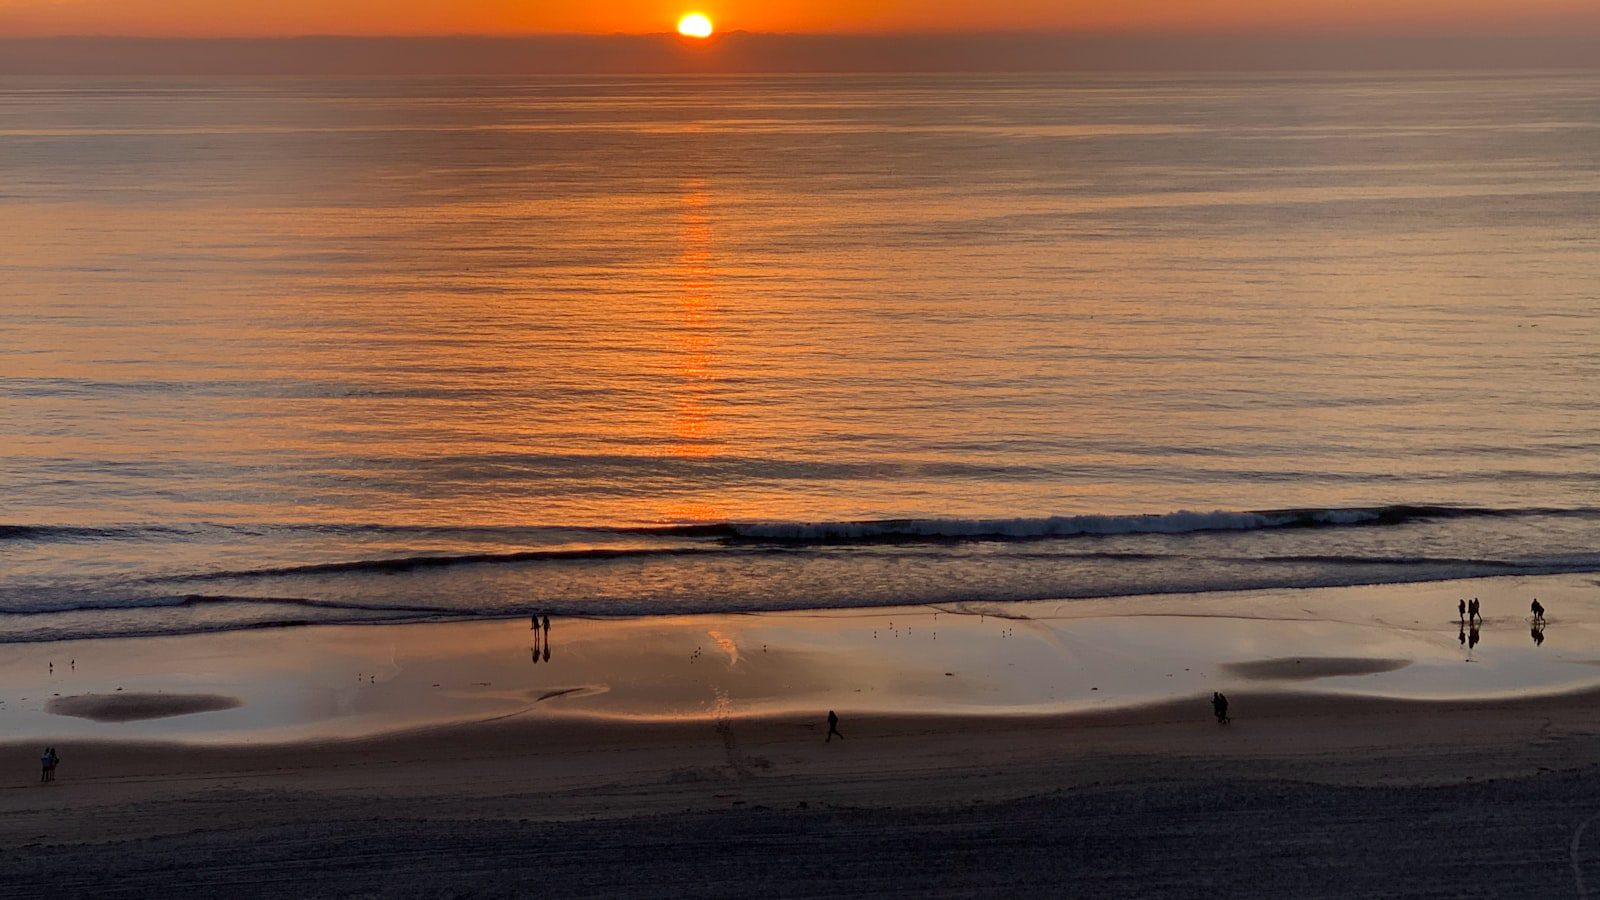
[676,12,714,38]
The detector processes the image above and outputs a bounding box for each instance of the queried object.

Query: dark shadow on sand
[47,693,243,723]
[1223,657,1410,682]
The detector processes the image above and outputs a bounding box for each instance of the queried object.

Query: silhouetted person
[1458,599,1466,622]
[1531,599,1545,623]
[542,614,551,636]
[1531,622,1545,646]
[826,710,844,742]
[40,748,50,783]
[1469,624,1480,649]
[531,614,538,630]
[1469,598,1481,624]
[1212,692,1230,724]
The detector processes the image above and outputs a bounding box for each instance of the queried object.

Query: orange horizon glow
[2,0,1600,38]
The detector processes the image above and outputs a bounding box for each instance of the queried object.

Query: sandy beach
[3,574,1599,896]
[2,692,1599,896]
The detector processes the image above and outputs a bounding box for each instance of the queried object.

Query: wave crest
[672,504,1524,544]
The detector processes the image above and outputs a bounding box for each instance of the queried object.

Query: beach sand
[3,574,1599,896]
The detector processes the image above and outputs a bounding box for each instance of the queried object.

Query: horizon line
[7,32,1599,76]
[11,27,1600,40]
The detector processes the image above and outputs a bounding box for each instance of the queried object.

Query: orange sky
[2,0,1597,37]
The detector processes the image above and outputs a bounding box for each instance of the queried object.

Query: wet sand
[2,573,1599,895]
[3,572,1597,744]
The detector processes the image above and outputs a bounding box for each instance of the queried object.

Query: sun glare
[677,13,714,39]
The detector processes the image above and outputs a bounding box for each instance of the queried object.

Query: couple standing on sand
[1212,692,1230,724]
[39,747,60,783]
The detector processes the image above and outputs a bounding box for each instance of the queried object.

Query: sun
[677,13,714,39]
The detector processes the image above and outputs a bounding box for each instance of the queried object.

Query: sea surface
[3,71,1599,643]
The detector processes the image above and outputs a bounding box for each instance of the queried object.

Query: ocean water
[3,71,1600,643]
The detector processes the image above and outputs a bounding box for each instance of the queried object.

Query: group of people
[1457,597,1549,648]
[1457,596,1548,624]
[39,747,60,783]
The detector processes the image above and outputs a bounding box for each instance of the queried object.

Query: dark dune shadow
[1223,657,1410,682]
[47,693,242,722]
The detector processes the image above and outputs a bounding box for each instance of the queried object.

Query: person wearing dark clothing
[1531,599,1545,623]
[826,710,844,742]
[1458,599,1466,622]
[1212,692,1230,724]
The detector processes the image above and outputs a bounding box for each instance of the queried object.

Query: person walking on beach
[40,747,57,783]
[1469,598,1480,624]
[826,710,844,742]
[1531,599,1545,624]
[542,614,551,636]
[1458,599,1466,623]
[1212,692,1230,724]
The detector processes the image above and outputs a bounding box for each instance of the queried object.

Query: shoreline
[2,571,1596,746]
[8,557,1595,648]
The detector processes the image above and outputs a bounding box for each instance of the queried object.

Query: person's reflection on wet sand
[1458,624,1466,647]
[1531,621,1545,646]
[1468,623,1480,649]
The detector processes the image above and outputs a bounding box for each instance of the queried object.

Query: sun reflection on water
[670,178,720,467]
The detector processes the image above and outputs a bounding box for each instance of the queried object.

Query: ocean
[3,71,1599,643]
